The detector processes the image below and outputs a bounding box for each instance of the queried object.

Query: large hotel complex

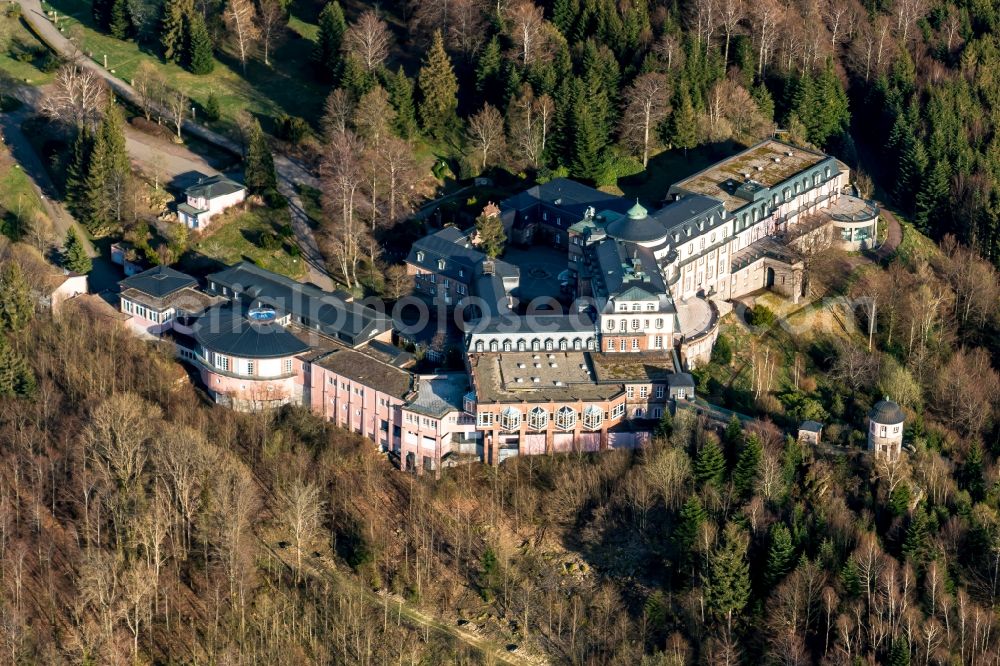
[115,140,879,474]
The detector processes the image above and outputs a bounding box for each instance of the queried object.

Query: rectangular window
[607,338,615,351]
[631,338,639,350]
[639,386,648,398]
[627,386,634,398]
[655,386,664,399]
[246,361,254,375]
[654,335,662,349]
[620,339,627,351]
[477,412,494,427]
[284,359,293,374]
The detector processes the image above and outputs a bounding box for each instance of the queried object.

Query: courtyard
[502,245,573,306]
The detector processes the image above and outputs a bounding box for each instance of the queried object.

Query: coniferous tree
[896,139,928,211]
[765,523,796,586]
[64,228,93,275]
[386,67,417,139]
[65,128,91,214]
[902,506,931,569]
[570,99,609,183]
[702,522,751,633]
[694,439,726,488]
[339,55,375,99]
[81,104,130,234]
[0,333,35,398]
[418,30,459,141]
[915,158,950,231]
[108,0,130,39]
[245,120,277,194]
[0,262,33,333]
[670,88,698,156]
[963,441,986,502]
[732,434,762,499]
[186,12,215,75]
[889,639,911,666]
[674,495,706,568]
[314,1,346,83]
[475,36,503,105]
[160,0,193,63]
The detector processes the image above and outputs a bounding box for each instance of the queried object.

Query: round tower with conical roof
[868,397,905,461]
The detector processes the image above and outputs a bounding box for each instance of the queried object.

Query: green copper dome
[627,200,648,219]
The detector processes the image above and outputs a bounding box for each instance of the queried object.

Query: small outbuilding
[797,420,823,445]
[177,175,246,230]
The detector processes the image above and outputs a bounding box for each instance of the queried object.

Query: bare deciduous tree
[41,64,108,129]
[224,0,261,72]
[132,60,165,121]
[620,72,670,168]
[164,87,188,140]
[506,1,545,66]
[717,0,745,66]
[322,89,356,140]
[280,479,325,582]
[257,0,287,66]
[467,104,505,172]
[345,10,393,72]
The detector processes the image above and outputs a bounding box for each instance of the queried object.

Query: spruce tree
[185,12,215,75]
[915,158,950,231]
[81,104,129,234]
[203,93,221,122]
[963,441,986,502]
[732,434,762,499]
[65,128,91,214]
[694,439,726,488]
[670,88,698,157]
[702,522,750,632]
[765,523,796,586]
[245,120,277,194]
[418,30,459,141]
[314,1,346,83]
[339,55,375,99]
[0,262,33,333]
[108,0,130,39]
[0,333,35,398]
[902,506,931,568]
[386,67,417,139]
[475,36,503,104]
[81,125,110,233]
[64,228,93,275]
[570,101,609,183]
[895,139,928,212]
[889,639,911,666]
[160,0,193,63]
[674,495,706,568]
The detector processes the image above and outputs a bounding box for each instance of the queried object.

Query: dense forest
[70,0,1000,282]
[2,0,998,663]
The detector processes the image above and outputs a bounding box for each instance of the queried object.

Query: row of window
[626,385,664,399]
[606,318,665,331]
[604,336,664,351]
[122,300,168,324]
[617,302,658,312]
[212,353,293,376]
[483,405,609,432]
[474,337,596,353]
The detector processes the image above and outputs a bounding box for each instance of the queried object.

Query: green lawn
[183,205,306,280]
[40,0,327,137]
[0,146,48,231]
[0,14,56,84]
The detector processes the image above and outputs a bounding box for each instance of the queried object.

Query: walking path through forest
[875,205,903,261]
[16,0,334,289]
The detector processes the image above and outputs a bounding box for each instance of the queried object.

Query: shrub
[260,231,281,251]
[263,188,287,209]
[276,114,309,144]
[203,93,221,122]
[38,52,62,72]
[711,334,732,365]
[750,305,776,327]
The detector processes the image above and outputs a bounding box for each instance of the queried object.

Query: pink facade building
[177,175,246,230]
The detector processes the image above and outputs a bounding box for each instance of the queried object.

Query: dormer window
[438,259,446,270]
[416,251,424,262]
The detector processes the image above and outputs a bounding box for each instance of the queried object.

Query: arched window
[503,340,512,352]
[544,339,554,350]
[586,339,595,350]
[558,338,567,350]
[531,339,540,351]
[555,406,577,431]
[517,339,526,351]
[573,338,582,350]
[527,407,548,431]
[475,341,484,352]
[489,340,498,352]
[499,407,521,431]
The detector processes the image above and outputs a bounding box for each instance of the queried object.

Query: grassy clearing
[183,204,306,280]
[0,146,48,229]
[894,215,940,265]
[41,0,327,136]
[0,14,57,84]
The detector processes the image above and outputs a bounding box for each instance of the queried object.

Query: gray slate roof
[407,373,469,417]
[206,262,391,347]
[193,306,310,358]
[502,178,631,230]
[800,420,824,432]
[869,399,905,424]
[185,175,245,200]
[590,240,668,299]
[119,265,197,298]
